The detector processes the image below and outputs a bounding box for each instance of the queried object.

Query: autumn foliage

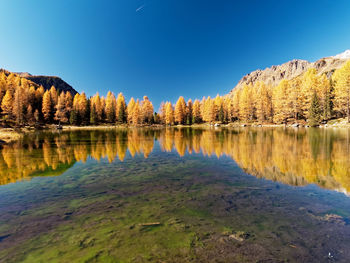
[1,61,350,126]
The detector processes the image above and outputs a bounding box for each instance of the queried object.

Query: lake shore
[1,118,350,146]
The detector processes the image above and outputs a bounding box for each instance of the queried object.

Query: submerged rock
[228,231,251,242]
[322,214,345,225]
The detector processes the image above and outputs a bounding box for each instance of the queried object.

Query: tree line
[0,60,350,126]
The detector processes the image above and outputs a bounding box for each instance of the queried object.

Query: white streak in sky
[136,4,145,12]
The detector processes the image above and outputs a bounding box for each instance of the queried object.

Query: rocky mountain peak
[229,50,350,95]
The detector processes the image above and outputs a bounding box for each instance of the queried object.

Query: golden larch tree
[255,81,272,122]
[273,80,291,123]
[165,102,174,125]
[42,90,52,122]
[239,84,254,122]
[232,88,240,120]
[55,92,68,123]
[187,99,193,125]
[132,99,141,125]
[105,91,116,123]
[192,99,201,123]
[116,92,127,123]
[1,90,13,119]
[13,86,24,125]
[174,96,187,124]
[333,60,350,122]
[127,98,136,124]
[141,96,154,124]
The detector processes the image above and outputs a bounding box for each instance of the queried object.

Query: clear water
[0,127,350,262]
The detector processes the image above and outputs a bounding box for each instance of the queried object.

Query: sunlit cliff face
[1,128,350,194]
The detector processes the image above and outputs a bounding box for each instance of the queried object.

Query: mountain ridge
[0,69,78,95]
[229,50,350,95]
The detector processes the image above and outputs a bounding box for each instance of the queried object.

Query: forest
[0,60,350,127]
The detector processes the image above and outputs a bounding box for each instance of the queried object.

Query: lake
[0,127,350,262]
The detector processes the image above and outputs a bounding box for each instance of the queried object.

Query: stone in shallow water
[228,231,251,242]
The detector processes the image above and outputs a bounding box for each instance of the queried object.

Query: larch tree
[223,97,233,123]
[35,86,45,111]
[141,96,154,124]
[300,68,319,119]
[127,98,136,124]
[132,99,141,125]
[187,99,193,125]
[214,95,223,122]
[174,96,187,124]
[333,60,350,122]
[105,91,116,123]
[165,102,174,125]
[116,92,127,123]
[288,77,302,121]
[158,102,166,124]
[65,92,73,118]
[91,93,102,123]
[49,86,58,106]
[78,92,88,124]
[273,80,291,123]
[13,86,24,125]
[192,99,201,124]
[239,84,254,122]
[232,88,241,120]
[42,90,52,122]
[55,92,68,123]
[318,74,332,121]
[255,81,272,122]
[1,90,13,119]
[26,105,34,124]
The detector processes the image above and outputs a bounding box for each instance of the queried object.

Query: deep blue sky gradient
[1,0,350,109]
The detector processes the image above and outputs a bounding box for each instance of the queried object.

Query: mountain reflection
[1,128,350,194]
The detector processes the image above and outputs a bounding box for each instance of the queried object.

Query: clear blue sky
[1,0,350,109]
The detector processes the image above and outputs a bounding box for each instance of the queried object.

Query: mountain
[16,72,78,95]
[229,50,350,95]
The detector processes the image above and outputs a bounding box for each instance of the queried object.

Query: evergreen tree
[308,91,321,127]
[90,103,97,125]
[70,109,78,125]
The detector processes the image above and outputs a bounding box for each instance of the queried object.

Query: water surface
[0,127,350,262]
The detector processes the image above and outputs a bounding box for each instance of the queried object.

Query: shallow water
[0,127,350,262]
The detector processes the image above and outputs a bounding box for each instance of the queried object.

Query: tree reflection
[1,128,350,194]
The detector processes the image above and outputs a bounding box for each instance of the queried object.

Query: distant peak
[332,50,350,60]
[16,72,32,78]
